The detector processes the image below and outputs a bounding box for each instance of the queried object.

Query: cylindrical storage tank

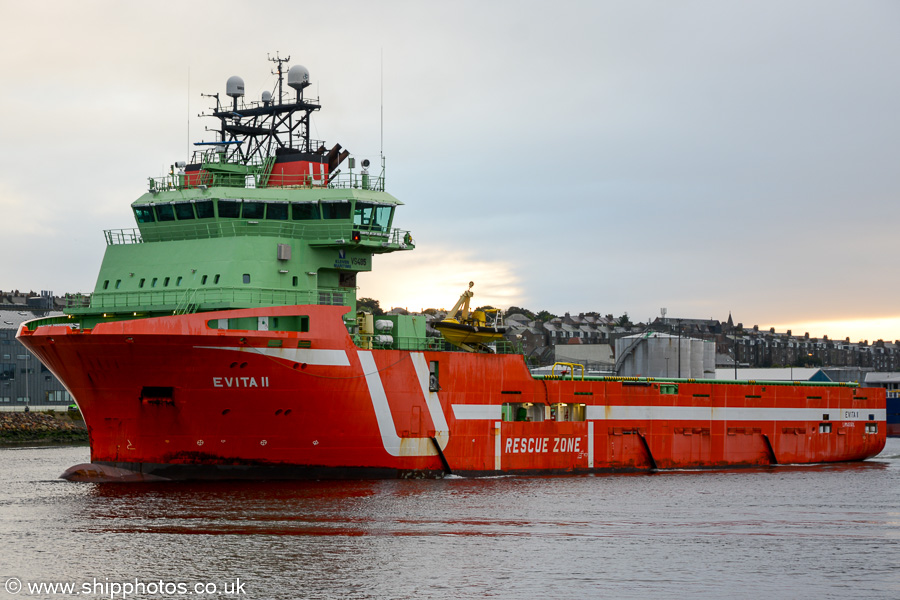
[690,339,703,379]
[703,340,716,378]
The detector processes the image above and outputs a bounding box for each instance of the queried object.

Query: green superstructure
[60,58,414,332]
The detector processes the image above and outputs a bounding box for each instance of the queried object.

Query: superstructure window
[372,205,392,231]
[354,202,393,231]
[291,202,320,220]
[321,201,351,220]
[151,278,158,287]
[139,278,145,288]
[194,200,214,218]
[242,202,265,219]
[217,200,241,218]
[164,277,170,287]
[242,274,251,284]
[214,274,220,284]
[354,202,374,228]
[174,202,195,220]
[201,275,207,285]
[154,204,176,222]
[133,206,155,223]
[266,203,288,220]
[176,276,183,286]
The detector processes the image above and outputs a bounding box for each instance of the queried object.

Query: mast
[199,56,320,167]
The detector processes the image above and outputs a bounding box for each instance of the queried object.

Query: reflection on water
[1,441,899,599]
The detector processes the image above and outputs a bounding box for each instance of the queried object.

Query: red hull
[18,306,887,480]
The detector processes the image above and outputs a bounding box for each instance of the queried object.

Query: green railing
[532,374,858,387]
[150,168,385,193]
[66,287,350,313]
[104,223,413,247]
[354,335,523,355]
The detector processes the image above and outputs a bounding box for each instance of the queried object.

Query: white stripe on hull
[451,404,886,423]
[194,346,351,366]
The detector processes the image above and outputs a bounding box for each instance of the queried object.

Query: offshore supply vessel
[18,57,886,481]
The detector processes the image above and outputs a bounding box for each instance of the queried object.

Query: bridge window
[176,276,183,286]
[372,205,392,231]
[291,202,320,220]
[266,203,288,220]
[133,206,155,223]
[164,277,170,287]
[139,278,145,288]
[354,202,374,228]
[151,278,158,288]
[217,199,241,218]
[321,200,351,220]
[174,202,195,220]
[201,275,207,285]
[194,200,215,218]
[242,202,265,219]
[154,204,175,222]
[353,202,392,230]
[102,280,109,290]
[242,274,251,284]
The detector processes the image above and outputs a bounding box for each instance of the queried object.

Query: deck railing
[149,168,385,193]
[66,287,349,312]
[103,223,412,247]
[354,335,523,355]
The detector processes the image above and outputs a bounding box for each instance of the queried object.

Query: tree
[535,310,557,322]
[357,297,384,316]
[506,306,535,320]
[616,313,632,327]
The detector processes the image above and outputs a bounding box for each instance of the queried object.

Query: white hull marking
[453,404,885,423]
[360,351,451,458]
[194,346,350,367]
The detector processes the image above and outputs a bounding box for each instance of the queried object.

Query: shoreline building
[1,294,73,411]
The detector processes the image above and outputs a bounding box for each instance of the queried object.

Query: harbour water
[1,440,898,599]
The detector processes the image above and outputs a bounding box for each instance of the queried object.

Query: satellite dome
[226,76,245,98]
[261,90,272,103]
[287,65,310,90]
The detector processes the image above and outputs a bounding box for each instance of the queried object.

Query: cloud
[358,247,524,312]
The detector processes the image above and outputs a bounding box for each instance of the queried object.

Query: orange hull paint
[18,305,887,480]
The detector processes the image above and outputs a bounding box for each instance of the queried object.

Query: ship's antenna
[380,47,384,158]
[186,65,191,160]
[268,52,291,105]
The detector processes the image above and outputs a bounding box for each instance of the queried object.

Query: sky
[1,1,898,342]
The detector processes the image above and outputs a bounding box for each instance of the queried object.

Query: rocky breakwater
[0,412,88,444]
